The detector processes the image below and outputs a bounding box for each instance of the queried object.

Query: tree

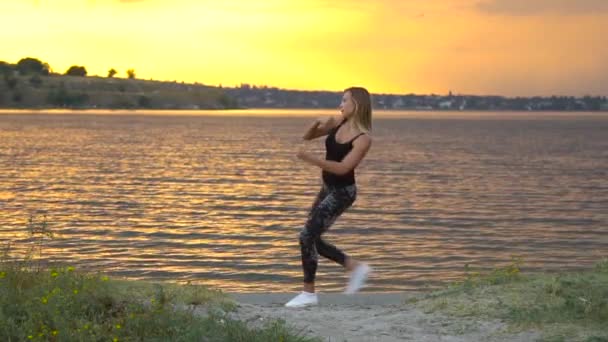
[218,93,238,109]
[12,92,22,103]
[137,95,151,108]
[127,69,136,79]
[107,68,117,78]
[65,66,87,77]
[4,74,18,89]
[29,75,43,88]
[47,83,89,107]
[17,57,50,75]
[0,61,15,76]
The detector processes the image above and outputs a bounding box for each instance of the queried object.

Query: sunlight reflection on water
[1,110,607,292]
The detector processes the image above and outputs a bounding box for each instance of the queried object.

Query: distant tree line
[0,57,140,107]
[0,57,135,79]
[224,85,608,111]
[2,57,606,111]
[0,57,237,109]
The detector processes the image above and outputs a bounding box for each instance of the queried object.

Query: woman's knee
[304,214,325,235]
[299,229,314,246]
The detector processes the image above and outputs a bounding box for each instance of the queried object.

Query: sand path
[227,293,540,342]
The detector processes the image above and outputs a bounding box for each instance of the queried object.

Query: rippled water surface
[1,110,607,292]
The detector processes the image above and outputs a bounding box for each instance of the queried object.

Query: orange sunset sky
[1,0,608,96]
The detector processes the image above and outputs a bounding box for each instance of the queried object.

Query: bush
[47,84,89,107]
[4,75,18,89]
[17,57,50,76]
[65,66,87,77]
[29,75,43,88]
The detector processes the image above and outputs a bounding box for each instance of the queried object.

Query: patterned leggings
[299,183,357,283]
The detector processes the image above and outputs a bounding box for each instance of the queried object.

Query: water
[1,109,607,292]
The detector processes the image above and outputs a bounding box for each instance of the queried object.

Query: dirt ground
[226,293,541,342]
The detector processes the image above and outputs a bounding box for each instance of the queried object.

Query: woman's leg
[298,185,328,293]
[299,185,356,292]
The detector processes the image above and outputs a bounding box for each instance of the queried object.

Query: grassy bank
[411,258,608,341]
[0,73,238,110]
[3,217,606,341]
[0,262,320,342]
[0,218,318,342]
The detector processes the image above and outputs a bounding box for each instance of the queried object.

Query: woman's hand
[302,116,339,141]
[296,146,313,162]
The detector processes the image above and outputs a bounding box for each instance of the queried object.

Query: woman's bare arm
[302,116,342,141]
[297,135,372,175]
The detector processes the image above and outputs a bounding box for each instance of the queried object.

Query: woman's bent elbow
[336,167,352,176]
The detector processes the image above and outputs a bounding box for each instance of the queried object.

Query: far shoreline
[1,108,608,117]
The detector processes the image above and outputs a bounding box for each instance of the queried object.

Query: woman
[286,87,373,308]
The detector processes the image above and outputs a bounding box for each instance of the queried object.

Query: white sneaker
[345,263,371,294]
[284,291,318,308]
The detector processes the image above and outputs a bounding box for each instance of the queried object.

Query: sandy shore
[227,293,541,342]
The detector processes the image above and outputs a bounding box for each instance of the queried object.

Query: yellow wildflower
[52,330,58,336]
[101,276,109,281]
[67,266,75,272]
[73,289,79,294]
[51,271,58,278]
[41,297,48,304]
[115,324,121,329]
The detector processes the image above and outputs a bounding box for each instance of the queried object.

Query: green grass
[0,217,320,342]
[5,216,607,341]
[1,73,237,109]
[410,258,608,342]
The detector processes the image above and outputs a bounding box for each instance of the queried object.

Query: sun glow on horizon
[1,0,608,96]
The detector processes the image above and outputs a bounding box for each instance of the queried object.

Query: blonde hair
[345,87,372,133]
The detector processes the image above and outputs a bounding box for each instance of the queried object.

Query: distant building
[459,99,467,111]
[575,100,587,109]
[439,100,453,109]
[391,98,405,109]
